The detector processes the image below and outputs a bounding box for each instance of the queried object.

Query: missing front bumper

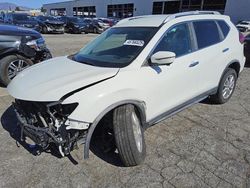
[12,101,88,157]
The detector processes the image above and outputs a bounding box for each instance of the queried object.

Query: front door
[140,23,203,122]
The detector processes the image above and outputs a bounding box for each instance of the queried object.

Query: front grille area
[49,24,64,30]
[16,99,49,114]
[14,100,78,128]
[14,99,54,127]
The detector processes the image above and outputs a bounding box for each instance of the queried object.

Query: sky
[0,0,69,9]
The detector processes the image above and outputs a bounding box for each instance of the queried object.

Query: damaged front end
[13,99,89,157]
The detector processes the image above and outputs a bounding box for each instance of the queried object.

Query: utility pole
[201,0,204,10]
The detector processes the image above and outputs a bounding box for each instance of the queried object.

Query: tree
[15,7,21,11]
[41,7,47,13]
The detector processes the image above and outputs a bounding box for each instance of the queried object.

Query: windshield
[13,14,31,21]
[73,27,157,67]
[40,16,58,21]
[69,17,84,23]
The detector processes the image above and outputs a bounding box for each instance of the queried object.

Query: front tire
[210,68,237,104]
[113,104,146,166]
[0,55,33,86]
[42,26,48,34]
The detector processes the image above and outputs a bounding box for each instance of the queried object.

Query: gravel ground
[0,33,250,188]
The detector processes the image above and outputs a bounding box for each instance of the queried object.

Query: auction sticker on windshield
[124,40,145,47]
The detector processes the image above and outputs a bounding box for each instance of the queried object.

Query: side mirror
[150,51,176,65]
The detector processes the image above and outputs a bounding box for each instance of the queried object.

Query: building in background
[224,0,250,23]
[43,0,248,23]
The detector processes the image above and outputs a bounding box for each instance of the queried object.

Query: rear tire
[42,26,48,34]
[0,55,33,86]
[209,68,237,104]
[113,104,146,166]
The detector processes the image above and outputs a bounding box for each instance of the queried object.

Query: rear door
[190,20,225,92]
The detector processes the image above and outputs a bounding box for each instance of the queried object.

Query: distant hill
[0,2,32,11]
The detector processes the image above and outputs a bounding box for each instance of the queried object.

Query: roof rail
[163,11,221,23]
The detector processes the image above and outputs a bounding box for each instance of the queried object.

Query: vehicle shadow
[245,60,250,68]
[1,105,124,166]
[1,106,62,158]
[0,83,6,88]
[90,129,124,167]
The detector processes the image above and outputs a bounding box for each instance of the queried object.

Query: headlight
[17,24,25,27]
[26,37,46,51]
[74,24,79,28]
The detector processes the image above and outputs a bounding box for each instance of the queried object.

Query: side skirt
[147,87,217,128]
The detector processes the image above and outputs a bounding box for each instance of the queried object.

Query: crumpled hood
[7,56,119,101]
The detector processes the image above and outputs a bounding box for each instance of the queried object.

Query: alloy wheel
[7,59,29,80]
[131,111,143,153]
[222,74,235,99]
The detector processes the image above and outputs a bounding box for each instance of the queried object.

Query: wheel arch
[217,60,241,86]
[83,100,147,159]
[227,60,241,77]
[0,48,31,61]
[0,48,19,59]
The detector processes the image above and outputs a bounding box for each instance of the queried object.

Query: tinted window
[193,21,221,49]
[154,23,192,57]
[13,14,30,21]
[218,21,230,38]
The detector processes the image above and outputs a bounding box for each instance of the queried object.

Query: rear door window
[218,21,230,38]
[193,21,221,49]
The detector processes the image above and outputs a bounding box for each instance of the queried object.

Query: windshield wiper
[80,61,94,65]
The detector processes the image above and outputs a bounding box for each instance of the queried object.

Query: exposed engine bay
[13,99,89,157]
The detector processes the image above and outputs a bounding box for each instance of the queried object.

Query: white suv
[8,11,245,166]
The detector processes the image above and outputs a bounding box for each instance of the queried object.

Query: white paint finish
[8,13,245,125]
[7,56,119,101]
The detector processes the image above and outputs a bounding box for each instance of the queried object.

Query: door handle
[223,48,229,53]
[189,61,199,67]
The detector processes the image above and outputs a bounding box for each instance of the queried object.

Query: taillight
[239,32,245,44]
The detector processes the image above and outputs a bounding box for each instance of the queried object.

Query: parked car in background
[98,18,116,27]
[4,13,40,32]
[59,16,87,34]
[85,18,110,34]
[7,12,245,166]
[0,24,52,86]
[36,16,64,34]
[0,13,4,23]
[236,21,250,33]
[244,33,250,62]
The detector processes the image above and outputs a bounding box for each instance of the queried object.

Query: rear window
[193,21,221,49]
[218,21,230,38]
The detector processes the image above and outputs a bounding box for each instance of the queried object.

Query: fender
[216,60,241,92]
[0,47,18,59]
[83,99,147,159]
[0,47,34,61]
